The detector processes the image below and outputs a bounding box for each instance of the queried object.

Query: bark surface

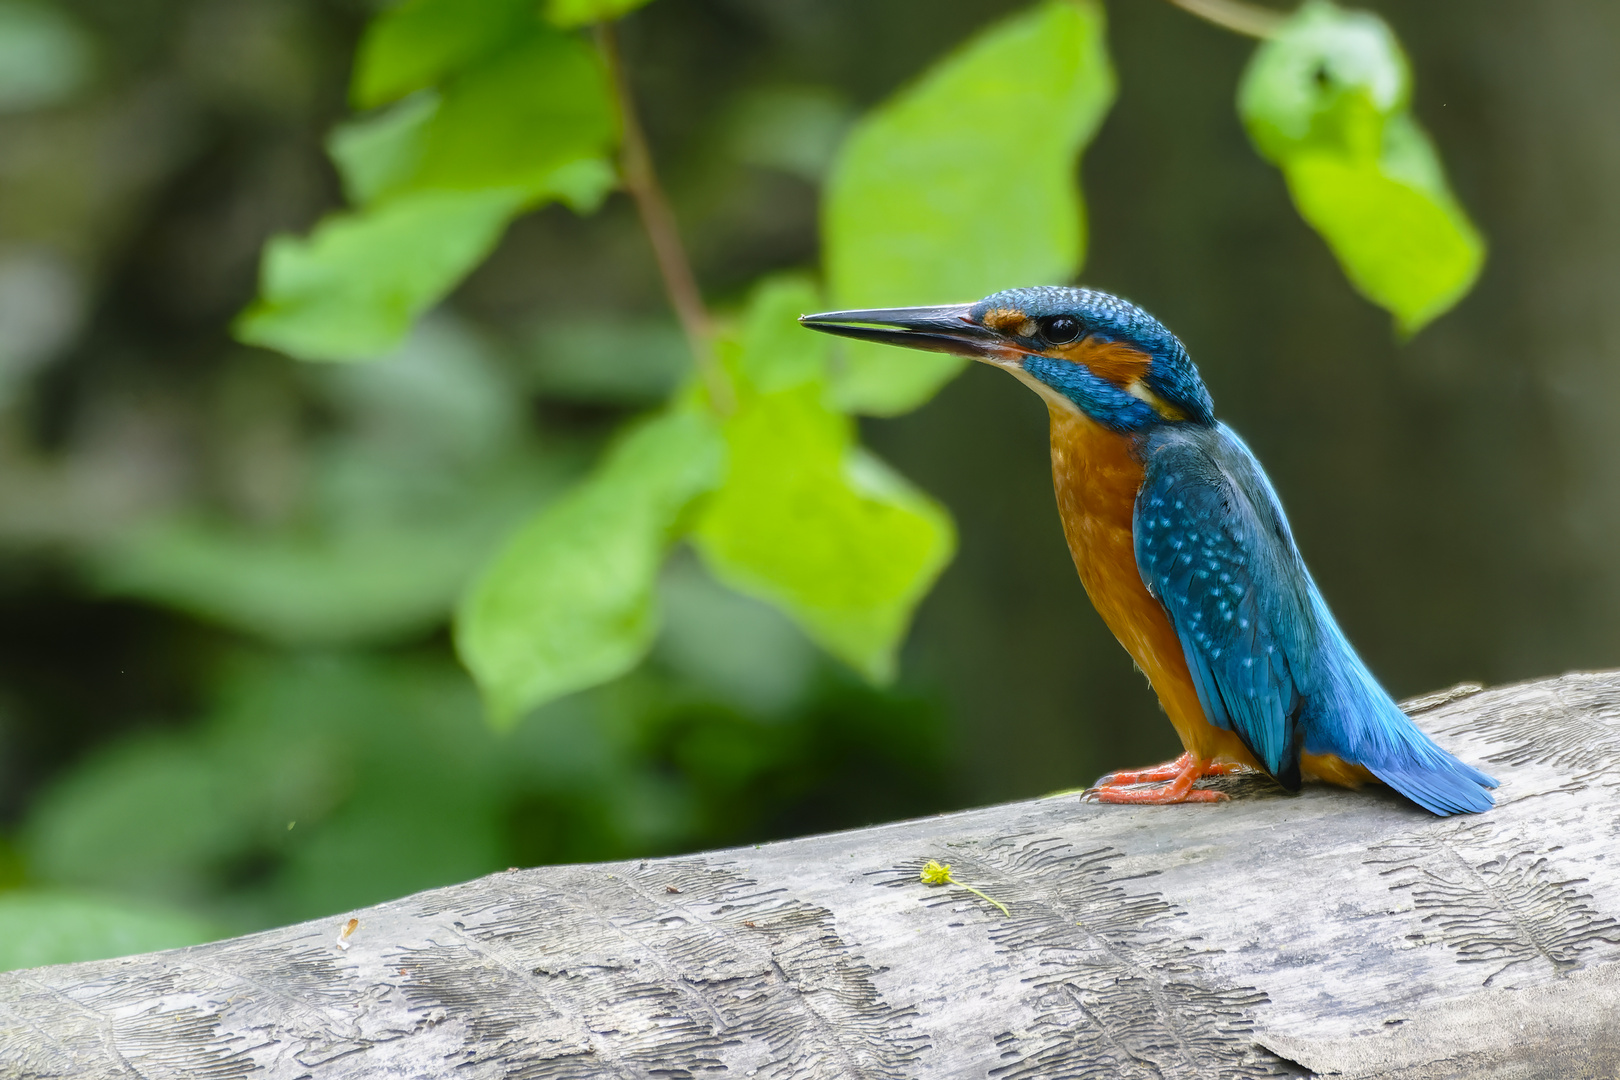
[4,672,1619,1079]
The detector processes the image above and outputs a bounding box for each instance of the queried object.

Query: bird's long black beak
[798,304,1000,358]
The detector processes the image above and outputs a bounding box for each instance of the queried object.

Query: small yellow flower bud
[917,857,1009,916]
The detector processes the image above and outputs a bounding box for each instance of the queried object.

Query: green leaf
[24,735,249,904]
[97,317,571,645]
[1282,138,1483,335]
[693,384,955,681]
[337,26,617,210]
[823,0,1114,415]
[456,408,725,727]
[235,189,523,362]
[20,654,514,925]
[1238,0,1483,333]
[736,273,829,393]
[691,278,955,681]
[251,12,619,365]
[328,92,440,207]
[535,157,618,214]
[255,22,618,364]
[413,27,618,197]
[545,0,657,29]
[655,555,816,715]
[352,0,536,109]
[90,500,538,647]
[1237,0,1408,161]
[0,891,216,972]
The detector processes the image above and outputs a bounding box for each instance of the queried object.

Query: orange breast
[1046,403,1259,768]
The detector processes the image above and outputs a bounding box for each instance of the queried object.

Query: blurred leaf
[693,391,955,681]
[21,655,512,927]
[335,86,616,213]
[92,504,529,647]
[692,280,955,681]
[314,314,527,471]
[726,86,853,183]
[328,92,439,206]
[535,157,618,213]
[1238,0,1408,161]
[1238,0,1483,333]
[655,553,816,715]
[257,22,617,364]
[545,0,657,29]
[236,189,523,362]
[413,27,617,198]
[456,407,725,727]
[0,1,93,113]
[1282,134,1483,335]
[352,0,535,109]
[0,891,215,973]
[23,735,260,905]
[100,318,570,646]
[736,273,829,393]
[0,836,22,890]
[527,316,690,404]
[823,0,1114,415]
[20,650,951,931]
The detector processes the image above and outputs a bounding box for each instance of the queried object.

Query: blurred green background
[2,0,1618,967]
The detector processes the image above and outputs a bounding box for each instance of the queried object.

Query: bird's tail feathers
[1366,754,1497,816]
[1310,657,1498,817]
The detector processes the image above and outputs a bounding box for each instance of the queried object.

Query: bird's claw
[1084,783,1229,805]
[1080,753,1241,805]
[1092,752,1254,788]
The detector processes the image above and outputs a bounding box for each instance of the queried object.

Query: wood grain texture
[4,671,1619,1079]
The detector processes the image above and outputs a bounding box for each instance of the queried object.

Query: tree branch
[595,22,732,413]
[5,671,1619,1078]
[1165,0,1288,38]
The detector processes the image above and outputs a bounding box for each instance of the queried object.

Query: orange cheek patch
[981,307,1038,337]
[1054,337,1153,387]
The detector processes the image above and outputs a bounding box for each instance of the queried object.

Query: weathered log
[4,671,1619,1079]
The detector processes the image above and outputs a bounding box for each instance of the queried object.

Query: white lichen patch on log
[4,672,1620,1078]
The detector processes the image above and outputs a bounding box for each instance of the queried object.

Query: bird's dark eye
[1039,314,1083,345]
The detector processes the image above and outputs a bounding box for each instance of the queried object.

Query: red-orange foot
[1083,753,1248,805]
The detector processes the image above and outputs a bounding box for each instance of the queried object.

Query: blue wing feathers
[1133,423,1497,816]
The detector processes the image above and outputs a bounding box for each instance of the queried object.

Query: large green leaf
[736,273,829,393]
[250,18,618,363]
[352,0,535,109]
[456,407,725,727]
[692,279,955,681]
[545,0,656,29]
[346,21,617,205]
[1238,0,1483,334]
[327,92,440,207]
[0,891,216,972]
[414,27,617,196]
[329,88,616,213]
[822,0,1114,415]
[236,189,523,362]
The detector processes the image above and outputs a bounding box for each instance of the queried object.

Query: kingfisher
[802,286,1497,815]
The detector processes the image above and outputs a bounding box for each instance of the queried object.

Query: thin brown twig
[1164,0,1288,38]
[594,22,731,413]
